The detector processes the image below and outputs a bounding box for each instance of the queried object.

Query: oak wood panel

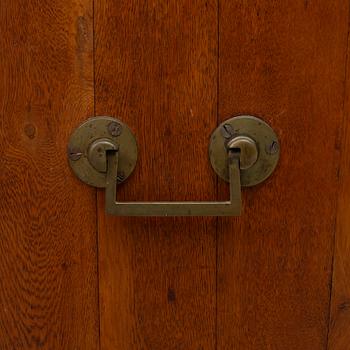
[328,16,350,349]
[217,1,349,349]
[0,1,99,348]
[95,1,218,348]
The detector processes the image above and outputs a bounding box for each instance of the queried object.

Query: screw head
[266,140,279,155]
[68,147,82,161]
[117,171,125,182]
[220,124,235,139]
[108,122,122,136]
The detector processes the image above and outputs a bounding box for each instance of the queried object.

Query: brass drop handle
[67,116,280,216]
[104,147,241,216]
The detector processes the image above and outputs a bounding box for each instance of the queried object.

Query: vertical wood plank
[95,1,218,348]
[328,13,350,349]
[217,1,349,349]
[0,0,98,348]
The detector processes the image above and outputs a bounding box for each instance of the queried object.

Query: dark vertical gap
[326,2,350,349]
[215,1,220,349]
[92,0,101,348]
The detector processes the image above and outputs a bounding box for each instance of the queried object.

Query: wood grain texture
[0,0,99,348]
[328,12,350,350]
[217,1,349,349]
[95,1,218,348]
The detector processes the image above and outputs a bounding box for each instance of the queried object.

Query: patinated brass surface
[209,115,280,186]
[67,116,137,188]
[104,149,241,216]
[67,115,279,216]
[227,135,258,170]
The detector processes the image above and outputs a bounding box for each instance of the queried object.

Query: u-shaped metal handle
[105,148,241,216]
[67,115,280,217]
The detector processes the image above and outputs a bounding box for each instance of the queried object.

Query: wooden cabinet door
[1,1,350,349]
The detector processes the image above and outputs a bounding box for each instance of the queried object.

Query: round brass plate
[209,115,280,187]
[67,116,138,188]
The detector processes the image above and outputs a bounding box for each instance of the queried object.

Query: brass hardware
[67,115,280,216]
[67,116,137,188]
[227,136,258,170]
[88,138,118,172]
[209,115,280,186]
[105,149,241,216]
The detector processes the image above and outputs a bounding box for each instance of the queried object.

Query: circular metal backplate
[67,116,138,188]
[209,115,280,187]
